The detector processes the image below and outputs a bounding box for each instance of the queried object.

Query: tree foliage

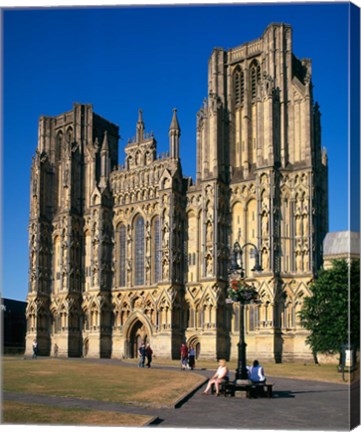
[299,259,360,357]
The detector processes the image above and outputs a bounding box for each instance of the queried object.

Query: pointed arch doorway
[187,336,201,359]
[128,319,148,358]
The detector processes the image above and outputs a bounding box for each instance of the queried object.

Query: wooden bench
[211,379,231,396]
[222,381,273,398]
[248,382,273,398]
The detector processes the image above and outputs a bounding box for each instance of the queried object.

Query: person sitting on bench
[203,359,229,396]
[248,360,266,383]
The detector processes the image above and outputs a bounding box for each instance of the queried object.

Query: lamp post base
[236,304,248,381]
[235,369,249,381]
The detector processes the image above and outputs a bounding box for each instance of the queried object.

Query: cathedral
[26,23,328,362]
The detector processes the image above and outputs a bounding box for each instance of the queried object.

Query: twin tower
[26,23,328,362]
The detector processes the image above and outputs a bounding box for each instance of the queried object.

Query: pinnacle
[169,108,180,132]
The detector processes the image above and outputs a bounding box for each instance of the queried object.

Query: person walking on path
[138,343,146,368]
[203,359,229,396]
[188,345,195,370]
[32,339,38,359]
[146,344,153,368]
[180,343,188,370]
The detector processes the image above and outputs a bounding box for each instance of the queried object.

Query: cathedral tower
[191,23,328,360]
[26,103,119,357]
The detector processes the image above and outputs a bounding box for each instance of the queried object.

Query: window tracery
[250,61,261,100]
[153,216,161,283]
[233,66,244,106]
[134,216,145,286]
[119,224,126,287]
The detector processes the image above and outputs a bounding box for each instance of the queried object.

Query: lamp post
[227,241,262,381]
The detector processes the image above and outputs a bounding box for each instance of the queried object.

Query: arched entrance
[128,319,148,358]
[187,336,201,359]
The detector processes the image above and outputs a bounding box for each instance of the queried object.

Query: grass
[2,358,205,407]
[2,357,206,427]
[3,401,153,426]
[124,357,357,384]
[261,362,357,384]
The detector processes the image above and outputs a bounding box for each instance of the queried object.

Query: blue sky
[1,2,357,301]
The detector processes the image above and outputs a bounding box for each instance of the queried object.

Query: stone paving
[3,358,355,430]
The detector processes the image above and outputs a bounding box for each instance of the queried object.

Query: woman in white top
[203,359,229,396]
[248,359,266,383]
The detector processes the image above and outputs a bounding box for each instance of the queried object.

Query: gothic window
[71,150,81,210]
[240,71,244,103]
[187,211,197,281]
[234,69,240,106]
[250,61,261,100]
[119,224,126,287]
[95,153,101,183]
[84,231,91,291]
[233,67,244,106]
[134,215,145,286]
[55,132,63,210]
[56,132,63,162]
[54,236,61,292]
[153,216,161,283]
[66,127,73,143]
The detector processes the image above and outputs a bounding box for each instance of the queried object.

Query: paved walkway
[3,358,354,430]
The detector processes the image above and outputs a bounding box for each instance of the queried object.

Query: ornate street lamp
[227,241,262,381]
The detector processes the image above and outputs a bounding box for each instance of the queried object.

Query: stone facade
[26,23,328,362]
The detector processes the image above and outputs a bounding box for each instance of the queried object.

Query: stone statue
[206,222,213,243]
[163,223,169,247]
[163,260,169,279]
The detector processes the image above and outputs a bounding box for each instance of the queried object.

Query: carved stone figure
[163,223,169,247]
[163,260,169,280]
